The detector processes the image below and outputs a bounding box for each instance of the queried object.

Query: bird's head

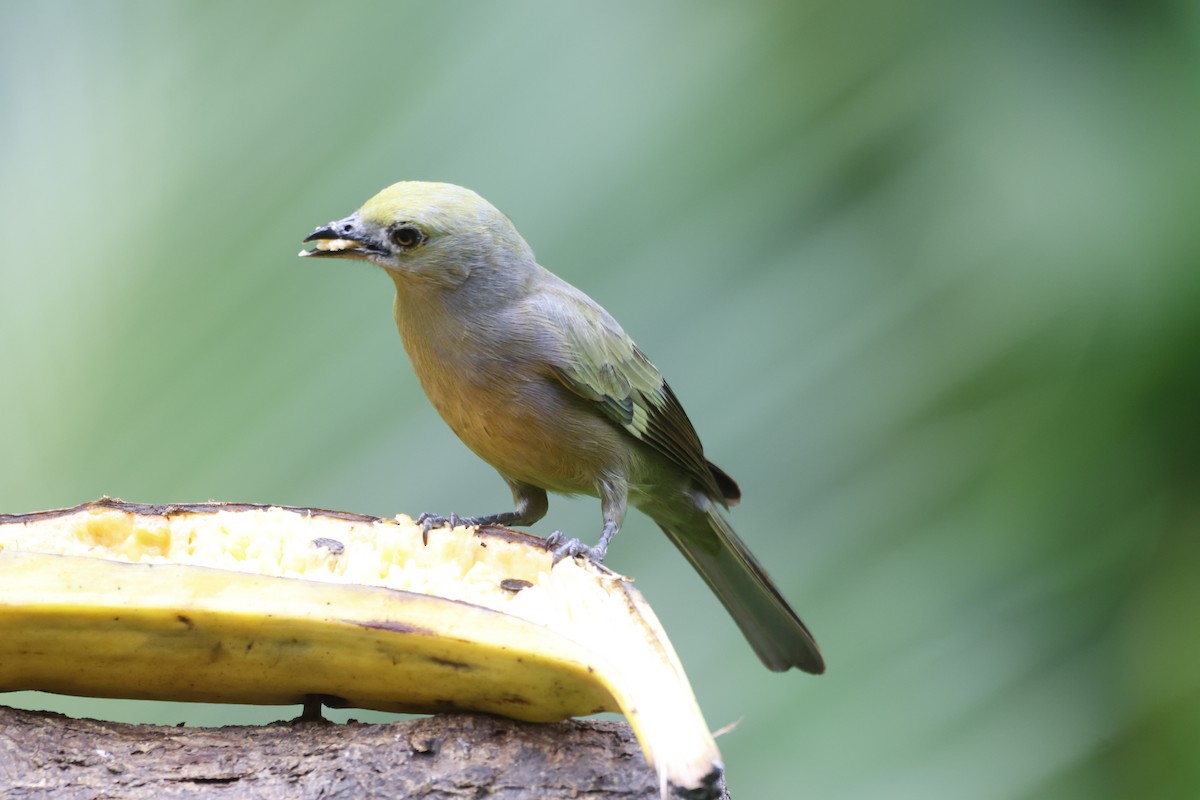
[300,181,534,289]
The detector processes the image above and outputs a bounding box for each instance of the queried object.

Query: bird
[300,181,824,674]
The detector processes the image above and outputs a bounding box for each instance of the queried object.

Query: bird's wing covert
[533,287,721,499]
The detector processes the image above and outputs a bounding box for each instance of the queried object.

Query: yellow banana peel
[0,498,723,797]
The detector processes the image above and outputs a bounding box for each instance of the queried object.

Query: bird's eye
[390,225,425,250]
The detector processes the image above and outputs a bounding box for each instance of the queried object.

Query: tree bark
[0,705,728,799]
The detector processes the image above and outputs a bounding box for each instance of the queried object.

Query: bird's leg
[548,478,627,565]
[418,481,548,543]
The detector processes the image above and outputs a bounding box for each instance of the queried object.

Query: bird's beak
[298,215,385,259]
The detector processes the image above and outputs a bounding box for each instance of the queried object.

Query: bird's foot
[545,531,609,566]
[416,512,467,546]
[416,511,464,532]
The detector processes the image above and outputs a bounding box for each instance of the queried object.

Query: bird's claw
[416,511,466,532]
[416,512,465,546]
[545,531,608,566]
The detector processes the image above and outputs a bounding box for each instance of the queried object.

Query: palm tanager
[300,181,824,674]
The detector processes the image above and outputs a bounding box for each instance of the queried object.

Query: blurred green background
[3,1,1198,797]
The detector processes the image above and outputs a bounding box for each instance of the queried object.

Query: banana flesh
[0,499,723,797]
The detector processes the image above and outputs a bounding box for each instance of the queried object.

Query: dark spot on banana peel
[356,619,437,636]
[499,693,532,706]
[209,641,226,662]
[673,766,728,800]
[500,578,533,593]
[427,656,474,671]
[311,537,345,555]
[176,614,194,629]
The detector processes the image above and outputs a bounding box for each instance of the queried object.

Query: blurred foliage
[2,1,1198,797]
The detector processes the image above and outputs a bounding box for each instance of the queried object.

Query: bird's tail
[654,503,824,674]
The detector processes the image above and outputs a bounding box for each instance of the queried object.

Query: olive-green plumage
[301,182,824,674]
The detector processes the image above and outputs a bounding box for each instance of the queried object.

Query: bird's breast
[396,309,629,496]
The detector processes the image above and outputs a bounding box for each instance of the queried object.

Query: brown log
[0,705,729,799]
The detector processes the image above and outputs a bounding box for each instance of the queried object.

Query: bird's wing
[531,285,723,500]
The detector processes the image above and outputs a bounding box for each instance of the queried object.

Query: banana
[0,498,723,798]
